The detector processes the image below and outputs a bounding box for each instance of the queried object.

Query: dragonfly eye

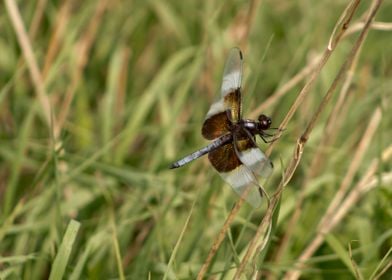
[258,114,272,130]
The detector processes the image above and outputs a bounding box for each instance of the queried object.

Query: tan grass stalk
[285,143,392,280]
[307,46,361,179]
[249,55,321,120]
[42,1,72,78]
[373,260,392,280]
[116,48,131,130]
[228,0,263,53]
[317,108,382,232]
[235,1,383,278]
[265,0,362,156]
[55,0,109,138]
[5,0,53,128]
[250,22,392,121]
[28,0,48,39]
[270,36,367,271]
[242,0,262,49]
[347,21,392,36]
[196,194,247,280]
[349,242,364,280]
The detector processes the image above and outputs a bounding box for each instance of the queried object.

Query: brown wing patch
[236,137,256,152]
[208,143,241,172]
[208,133,255,172]
[224,89,241,122]
[202,111,230,140]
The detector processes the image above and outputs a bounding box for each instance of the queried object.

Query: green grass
[1,0,391,279]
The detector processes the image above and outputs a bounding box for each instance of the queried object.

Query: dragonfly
[170,48,275,207]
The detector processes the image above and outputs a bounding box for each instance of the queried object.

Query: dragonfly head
[258,114,272,130]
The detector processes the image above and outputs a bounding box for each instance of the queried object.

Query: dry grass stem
[285,5,381,270]
[196,193,247,280]
[28,0,48,39]
[55,0,109,138]
[42,1,72,78]
[237,1,383,278]
[347,21,392,36]
[349,242,364,280]
[234,134,304,278]
[373,260,392,280]
[317,108,382,232]
[307,39,361,179]
[233,185,282,279]
[274,39,376,266]
[328,0,361,50]
[266,0,361,155]
[5,0,53,128]
[329,153,392,234]
[249,54,321,120]
[115,48,131,126]
[199,0,364,277]
[285,106,385,280]
[242,0,262,50]
[251,20,392,121]
[300,1,380,143]
[287,144,392,280]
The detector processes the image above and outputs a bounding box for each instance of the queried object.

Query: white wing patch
[220,165,262,208]
[238,148,273,178]
[221,48,243,97]
[205,99,225,119]
[221,71,242,97]
[204,48,243,121]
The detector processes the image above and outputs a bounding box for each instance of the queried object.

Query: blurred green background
[1,0,391,279]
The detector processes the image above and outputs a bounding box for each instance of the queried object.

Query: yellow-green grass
[0,0,391,279]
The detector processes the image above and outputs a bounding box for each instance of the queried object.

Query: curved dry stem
[55,0,109,138]
[264,0,359,155]
[346,21,392,36]
[28,0,48,39]
[249,54,321,120]
[250,20,392,122]
[238,1,383,279]
[270,3,371,266]
[196,194,246,280]
[5,0,54,129]
[198,0,367,278]
[42,1,72,78]
[285,143,391,280]
[317,108,382,231]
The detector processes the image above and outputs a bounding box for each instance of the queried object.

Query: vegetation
[1,0,391,279]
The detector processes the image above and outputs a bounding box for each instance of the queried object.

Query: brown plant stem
[236,0,383,278]
[269,6,366,270]
[198,1,363,278]
[283,2,384,278]
[5,0,53,128]
[55,0,109,138]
